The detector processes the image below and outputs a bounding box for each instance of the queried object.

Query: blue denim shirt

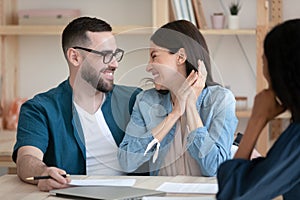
[13,79,141,175]
[118,85,238,176]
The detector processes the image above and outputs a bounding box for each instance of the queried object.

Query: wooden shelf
[0,25,151,35]
[235,109,291,119]
[0,25,256,36]
[236,109,252,118]
[201,29,256,35]
[0,25,65,35]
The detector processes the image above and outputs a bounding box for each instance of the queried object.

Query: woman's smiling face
[146,42,186,91]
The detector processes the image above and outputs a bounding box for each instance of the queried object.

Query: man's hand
[16,146,71,191]
[37,167,71,191]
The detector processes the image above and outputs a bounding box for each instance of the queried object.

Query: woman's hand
[172,76,194,116]
[235,89,286,160]
[188,60,207,105]
[251,89,286,123]
[172,60,207,116]
[183,60,207,131]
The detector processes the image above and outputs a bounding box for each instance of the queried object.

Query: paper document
[69,179,136,186]
[157,182,218,194]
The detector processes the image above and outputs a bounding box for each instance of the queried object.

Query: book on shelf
[186,0,197,26]
[192,0,207,29]
[170,0,207,29]
[170,0,196,26]
[170,0,183,21]
[179,0,190,22]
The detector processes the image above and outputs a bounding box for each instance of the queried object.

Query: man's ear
[176,48,187,65]
[67,47,82,67]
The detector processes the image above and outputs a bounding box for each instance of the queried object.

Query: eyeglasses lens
[103,49,124,64]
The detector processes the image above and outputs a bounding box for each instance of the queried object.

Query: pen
[25,174,70,181]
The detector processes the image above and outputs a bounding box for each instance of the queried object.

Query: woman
[217,19,300,199]
[118,20,238,176]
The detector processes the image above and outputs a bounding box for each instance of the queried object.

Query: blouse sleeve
[118,92,175,173]
[187,88,238,176]
[118,96,153,172]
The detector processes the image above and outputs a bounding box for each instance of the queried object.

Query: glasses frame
[73,46,124,64]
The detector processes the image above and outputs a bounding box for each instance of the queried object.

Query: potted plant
[228,0,241,29]
[229,0,241,15]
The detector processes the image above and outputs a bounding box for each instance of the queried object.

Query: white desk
[0,175,217,199]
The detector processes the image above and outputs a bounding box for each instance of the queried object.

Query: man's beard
[81,65,113,93]
[94,76,113,93]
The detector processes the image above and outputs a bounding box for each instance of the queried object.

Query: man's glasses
[73,46,124,64]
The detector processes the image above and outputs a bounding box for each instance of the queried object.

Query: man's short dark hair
[62,17,112,58]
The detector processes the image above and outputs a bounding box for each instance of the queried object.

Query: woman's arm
[151,110,181,141]
[118,91,180,172]
[187,90,238,176]
[217,89,288,199]
[217,123,300,199]
[184,61,237,176]
[186,60,206,131]
[235,89,286,159]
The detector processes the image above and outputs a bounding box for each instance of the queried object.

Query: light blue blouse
[118,85,238,176]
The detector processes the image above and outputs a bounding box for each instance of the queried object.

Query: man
[12,17,141,191]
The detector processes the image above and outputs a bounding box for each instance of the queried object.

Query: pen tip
[25,177,34,181]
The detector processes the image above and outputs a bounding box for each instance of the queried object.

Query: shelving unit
[201,29,256,35]
[0,0,18,119]
[236,109,252,118]
[0,0,167,117]
[255,0,283,155]
[0,0,256,117]
[0,25,152,35]
[0,26,256,36]
[0,0,285,157]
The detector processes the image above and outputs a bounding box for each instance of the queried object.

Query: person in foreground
[217,18,300,200]
[12,17,141,191]
[118,20,238,176]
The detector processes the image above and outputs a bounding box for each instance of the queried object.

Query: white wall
[201,0,256,133]
[200,0,300,133]
[18,0,300,133]
[18,0,152,98]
